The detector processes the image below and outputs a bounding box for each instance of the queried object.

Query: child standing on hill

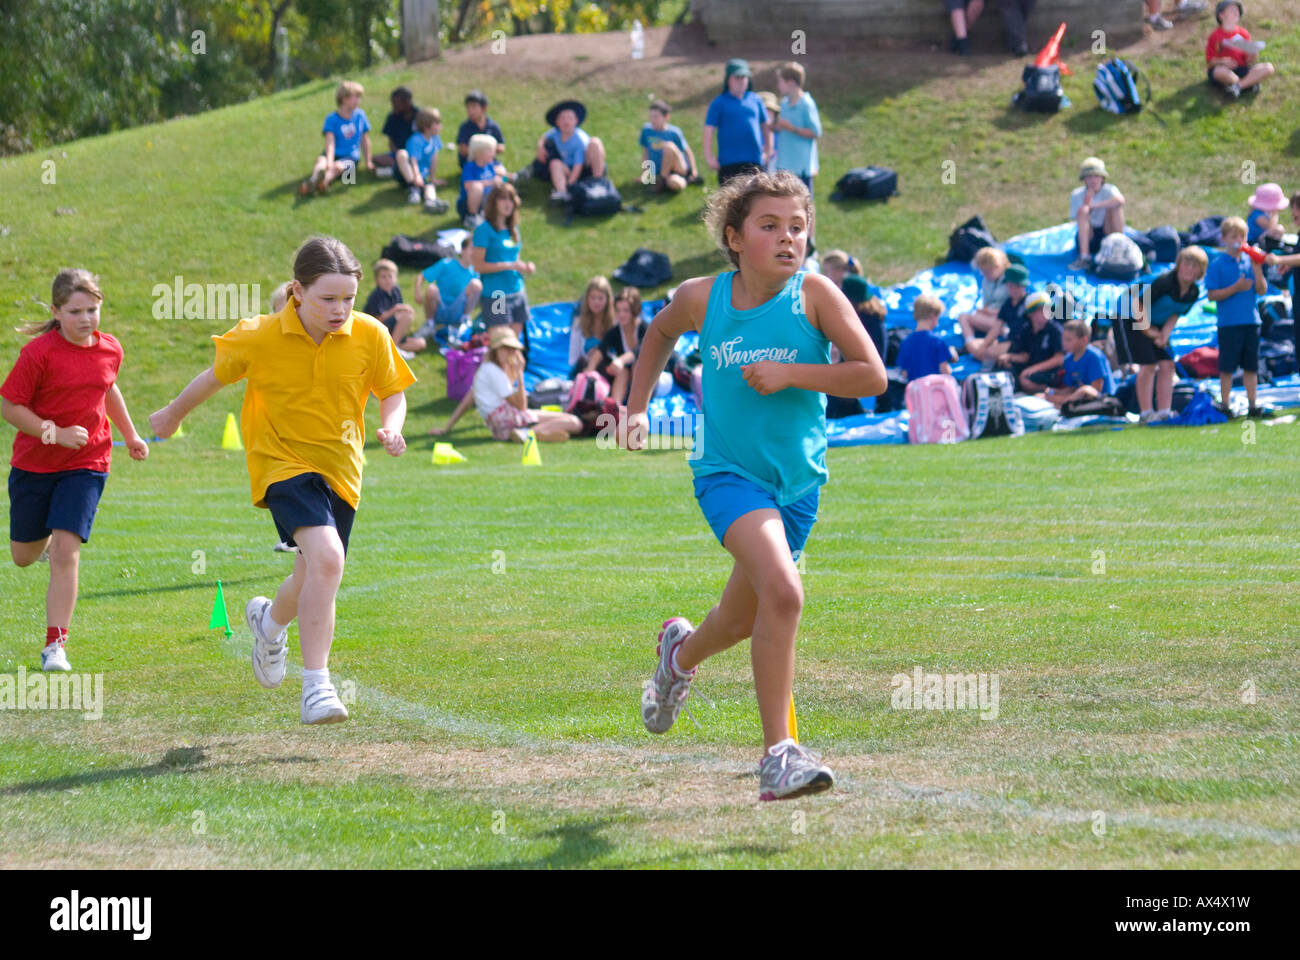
[300,81,373,196]
[624,171,885,801]
[472,183,535,343]
[149,236,414,724]
[1,269,149,672]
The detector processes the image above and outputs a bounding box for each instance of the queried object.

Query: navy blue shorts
[265,473,356,554]
[693,471,819,556]
[1217,324,1260,374]
[8,467,108,544]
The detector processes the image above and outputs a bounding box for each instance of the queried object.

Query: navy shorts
[1217,324,1260,374]
[265,473,356,554]
[1208,64,1251,84]
[8,467,108,544]
[480,290,530,328]
[693,471,819,556]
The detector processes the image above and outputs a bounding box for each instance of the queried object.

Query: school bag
[1186,216,1224,248]
[1093,233,1145,282]
[1060,395,1127,418]
[564,370,611,414]
[947,215,998,263]
[613,248,672,288]
[962,371,1025,439]
[905,374,969,445]
[1013,64,1065,113]
[528,377,572,409]
[445,345,486,403]
[1123,227,1157,262]
[831,166,898,202]
[380,235,453,269]
[884,326,910,367]
[567,177,623,218]
[1179,345,1219,379]
[1146,225,1181,264]
[1093,59,1144,115]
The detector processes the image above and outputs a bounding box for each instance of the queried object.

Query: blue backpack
[1094,59,1144,115]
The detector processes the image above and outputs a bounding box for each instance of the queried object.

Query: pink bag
[565,370,611,413]
[446,346,486,402]
[906,374,969,445]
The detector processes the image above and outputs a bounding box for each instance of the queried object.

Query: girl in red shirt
[1,270,149,672]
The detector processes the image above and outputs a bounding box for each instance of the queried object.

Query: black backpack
[831,166,898,202]
[1186,216,1224,248]
[947,215,997,263]
[380,235,451,269]
[1147,225,1181,264]
[1013,65,1065,113]
[568,177,623,218]
[884,326,909,367]
[613,248,672,288]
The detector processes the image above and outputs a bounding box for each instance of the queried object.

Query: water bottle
[630,19,644,60]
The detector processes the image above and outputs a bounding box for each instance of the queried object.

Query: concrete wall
[691,0,1141,44]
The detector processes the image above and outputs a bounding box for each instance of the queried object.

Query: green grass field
[2,12,1300,868]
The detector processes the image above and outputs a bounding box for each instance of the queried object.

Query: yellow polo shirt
[212,301,416,510]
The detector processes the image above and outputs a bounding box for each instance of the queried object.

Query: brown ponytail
[17,268,102,337]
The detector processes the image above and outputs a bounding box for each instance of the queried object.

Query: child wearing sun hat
[1246,182,1288,245]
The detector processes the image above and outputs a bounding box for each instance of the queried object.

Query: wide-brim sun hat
[1248,182,1289,212]
[489,327,524,353]
[1079,156,1109,180]
[545,99,587,128]
[1025,291,1051,312]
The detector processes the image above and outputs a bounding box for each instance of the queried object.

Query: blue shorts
[693,471,819,556]
[435,287,469,327]
[9,467,108,544]
[1217,324,1260,374]
[265,473,356,555]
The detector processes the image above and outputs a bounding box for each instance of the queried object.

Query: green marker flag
[209,580,233,637]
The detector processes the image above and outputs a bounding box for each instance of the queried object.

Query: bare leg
[1136,363,1156,412]
[584,137,607,179]
[1238,63,1275,90]
[270,526,346,671]
[1155,359,1175,410]
[464,180,485,215]
[1219,371,1234,408]
[11,536,50,567]
[1243,370,1258,408]
[422,284,442,324]
[46,529,81,629]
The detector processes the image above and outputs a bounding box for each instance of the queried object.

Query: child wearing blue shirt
[532,100,607,203]
[1046,320,1116,409]
[471,183,534,338]
[458,134,510,226]
[898,295,955,381]
[1206,216,1267,416]
[415,238,482,342]
[395,109,449,214]
[774,63,822,199]
[300,81,373,195]
[639,100,699,193]
[703,59,772,186]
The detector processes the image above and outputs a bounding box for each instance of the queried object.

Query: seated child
[456,90,506,169]
[898,294,955,381]
[817,249,862,290]
[570,276,616,377]
[377,86,420,182]
[364,259,425,358]
[587,288,648,405]
[533,100,607,203]
[473,327,582,443]
[997,291,1065,393]
[1246,182,1288,244]
[1206,1,1275,99]
[1207,215,1267,417]
[1046,319,1117,409]
[640,99,700,192]
[415,237,482,342]
[1069,156,1126,271]
[966,263,1029,361]
[300,80,372,196]
[957,246,1011,344]
[842,274,887,359]
[396,108,450,213]
[459,133,510,227]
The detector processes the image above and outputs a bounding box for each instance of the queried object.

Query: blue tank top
[691,270,831,505]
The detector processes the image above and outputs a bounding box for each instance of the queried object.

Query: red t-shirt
[1206,26,1251,68]
[0,329,123,473]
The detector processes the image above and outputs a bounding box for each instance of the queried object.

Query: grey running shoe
[759,738,834,801]
[641,618,695,734]
[301,681,348,724]
[247,596,288,689]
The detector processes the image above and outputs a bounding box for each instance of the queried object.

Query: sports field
[2,13,1300,869]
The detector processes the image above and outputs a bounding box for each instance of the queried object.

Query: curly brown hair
[703,170,812,268]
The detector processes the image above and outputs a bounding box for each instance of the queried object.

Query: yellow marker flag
[432,442,466,464]
[788,694,799,744]
[521,430,541,466]
[220,412,242,450]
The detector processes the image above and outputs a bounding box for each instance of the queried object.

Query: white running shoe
[1147,13,1174,29]
[758,738,834,801]
[41,641,71,672]
[407,186,422,205]
[273,541,296,553]
[301,682,349,724]
[549,188,571,203]
[246,596,288,689]
[641,618,696,734]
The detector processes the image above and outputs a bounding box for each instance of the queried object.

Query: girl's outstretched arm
[105,383,148,460]
[739,273,886,398]
[149,367,224,438]
[624,278,708,449]
[375,391,407,456]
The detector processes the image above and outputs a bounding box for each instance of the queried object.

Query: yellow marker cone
[540,404,562,413]
[432,441,466,464]
[173,420,184,438]
[220,412,242,451]
[521,430,541,466]
[788,694,799,744]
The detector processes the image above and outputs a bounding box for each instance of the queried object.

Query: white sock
[670,645,693,678]
[1140,408,1155,419]
[302,667,330,690]
[1158,407,1173,418]
[262,607,287,639]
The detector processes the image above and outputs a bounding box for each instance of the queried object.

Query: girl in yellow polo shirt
[150,236,415,724]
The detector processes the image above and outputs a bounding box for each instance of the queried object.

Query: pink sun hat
[1248,183,1289,212]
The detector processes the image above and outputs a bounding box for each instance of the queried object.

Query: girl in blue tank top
[622,171,886,801]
